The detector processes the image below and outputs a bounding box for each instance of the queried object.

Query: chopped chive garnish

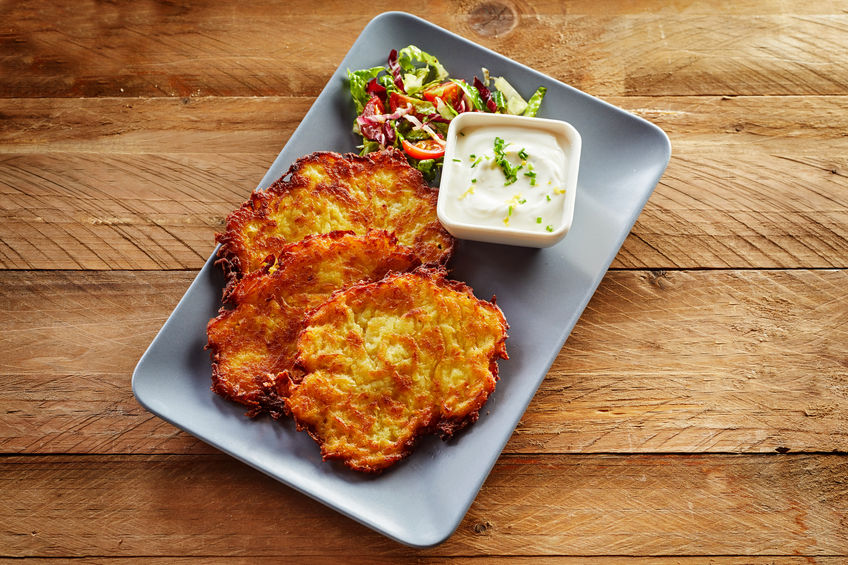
[452,158,461,162]
[545,225,554,232]
[518,198,526,204]
[471,178,477,183]
[494,136,522,185]
[546,194,551,202]
[469,154,476,159]
[508,205,514,216]
[518,148,529,160]
[536,217,542,224]
[471,158,482,168]
[524,166,534,182]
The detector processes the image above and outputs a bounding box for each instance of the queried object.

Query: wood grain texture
[0,271,207,454]
[3,0,848,560]
[0,153,266,270]
[3,95,848,154]
[511,269,848,454]
[0,97,311,155]
[1,453,845,557]
[2,270,845,455]
[2,1,847,98]
[615,96,848,269]
[1,96,846,271]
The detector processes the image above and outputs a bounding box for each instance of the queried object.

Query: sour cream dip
[437,113,581,247]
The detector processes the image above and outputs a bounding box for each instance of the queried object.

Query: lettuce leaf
[493,76,527,115]
[411,157,439,182]
[435,97,458,119]
[491,90,506,112]
[522,86,547,117]
[451,79,486,111]
[358,139,382,155]
[397,45,448,94]
[347,67,385,113]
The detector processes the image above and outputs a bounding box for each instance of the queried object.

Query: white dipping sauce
[443,124,568,232]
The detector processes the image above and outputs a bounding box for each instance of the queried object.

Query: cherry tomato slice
[362,95,385,117]
[388,92,421,114]
[401,138,445,160]
[421,81,462,108]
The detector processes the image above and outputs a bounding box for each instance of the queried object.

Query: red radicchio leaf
[387,49,405,92]
[356,114,397,147]
[357,117,385,145]
[365,78,387,104]
[358,98,386,145]
[384,122,396,145]
[473,76,498,113]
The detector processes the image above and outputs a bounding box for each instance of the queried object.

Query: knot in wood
[467,2,518,38]
[648,269,671,290]
[473,520,494,534]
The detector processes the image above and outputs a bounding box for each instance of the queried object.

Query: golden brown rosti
[285,268,509,473]
[215,149,454,289]
[206,230,421,417]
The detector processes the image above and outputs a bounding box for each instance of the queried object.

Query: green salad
[347,45,546,181]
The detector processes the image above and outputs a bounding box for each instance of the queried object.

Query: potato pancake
[286,268,509,472]
[216,149,454,289]
[206,231,420,417]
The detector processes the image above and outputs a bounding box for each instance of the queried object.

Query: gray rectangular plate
[133,11,671,547]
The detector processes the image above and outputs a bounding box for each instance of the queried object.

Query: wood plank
[1,453,845,557]
[615,146,848,269]
[0,271,209,455]
[2,1,848,98]
[510,269,848,453]
[2,269,846,455]
[0,97,312,155]
[3,95,848,153]
[0,153,269,270]
[614,95,848,268]
[1,96,847,270]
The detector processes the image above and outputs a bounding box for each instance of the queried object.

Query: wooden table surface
[2,0,847,562]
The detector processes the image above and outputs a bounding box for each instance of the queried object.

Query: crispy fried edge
[207,230,421,419]
[286,266,509,473]
[214,149,454,296]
